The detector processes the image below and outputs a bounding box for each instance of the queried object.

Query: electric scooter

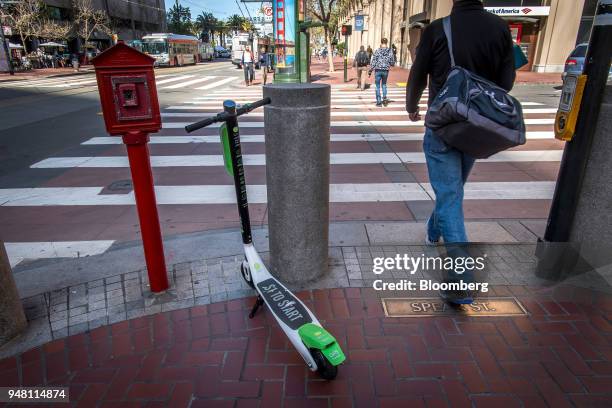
[185,98,346,380]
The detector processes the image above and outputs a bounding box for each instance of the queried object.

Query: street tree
[39,19,72,42]
[166,0,192,35]
[307,0,342,72]
[196,11,217,42]
[0,0,45,53]
[226,14,248,34]
[72,0,113,59]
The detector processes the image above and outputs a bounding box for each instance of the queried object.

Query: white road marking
[81,131,556,146]
[155,75,196,85]
[162,119,555,128]
[160,108,556,118]
[5,241,115,268]
[50,79,99,88]
[162,76,217,89]
[0,182,556,207]
[195,77,237,90]
[31,150,562,169]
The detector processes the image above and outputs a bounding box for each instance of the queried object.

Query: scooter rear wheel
[311,349,338,380]
[240,260,255,289]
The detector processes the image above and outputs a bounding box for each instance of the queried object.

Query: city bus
[141,33,200,67]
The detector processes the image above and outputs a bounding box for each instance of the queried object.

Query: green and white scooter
[185,98,346,380]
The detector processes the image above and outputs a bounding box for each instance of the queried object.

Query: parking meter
[555,73,587,141]
[92,42,169,293]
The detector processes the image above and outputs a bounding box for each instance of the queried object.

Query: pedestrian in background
[405,0,516,305]
[367,45,373,61]
[353,45,370,91]
[242,45,255,86]
[368,38,395,107]
[260,50,272,85]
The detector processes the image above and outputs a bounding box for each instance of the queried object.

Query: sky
[169,0,266,20]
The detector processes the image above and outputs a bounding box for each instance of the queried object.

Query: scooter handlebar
[184,97,272,133]
[184,115,224,133]
[236,97,272,115]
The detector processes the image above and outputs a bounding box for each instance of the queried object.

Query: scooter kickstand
[249,296,265,319]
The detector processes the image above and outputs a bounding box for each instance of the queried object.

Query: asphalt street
[0,60,563,269]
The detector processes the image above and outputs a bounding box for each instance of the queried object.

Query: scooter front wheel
[311,349,338,380]
[240,260,255,289]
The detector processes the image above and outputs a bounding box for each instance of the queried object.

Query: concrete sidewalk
[0,66,94,82]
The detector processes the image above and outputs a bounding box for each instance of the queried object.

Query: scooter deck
[257,278,313,330]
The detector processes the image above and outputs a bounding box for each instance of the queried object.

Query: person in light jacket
[242,45,255,86]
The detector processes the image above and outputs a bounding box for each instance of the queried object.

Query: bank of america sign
[485,6,551,17]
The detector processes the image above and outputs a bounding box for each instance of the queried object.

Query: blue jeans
[424,128,476,244]
[374,70,388,104]
[243,62,254,83]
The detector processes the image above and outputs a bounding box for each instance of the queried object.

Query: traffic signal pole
[543,0,612,243]
[341,25,352,83]
[0,23,14,75]
[343,34,348,82]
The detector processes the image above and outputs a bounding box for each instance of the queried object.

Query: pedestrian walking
[405,0,516,304]
[353,45,370,90]
[391,44,398,66]
[242,45,255,86]
[71,53,80,72]
[260,51,272,85]
[368,38,395,107]
[366,45,373,61]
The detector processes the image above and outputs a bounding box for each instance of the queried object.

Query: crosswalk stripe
[50,78,98,87]
[196,77,237,90]
[161,118,555,128]
[162,76,217,89]
[160,108,557,118]
[0,182,556,207]
[31,150,562,169]
[81,131,556,146]
[155,75,196,85]
[5,241,115,268]
[8,76,97,88]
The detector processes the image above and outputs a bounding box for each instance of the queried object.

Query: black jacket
[406,0,516,113]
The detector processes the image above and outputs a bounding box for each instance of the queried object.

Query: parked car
[214,46,230,58]
[563,43,612,81]
[563,43,588,80]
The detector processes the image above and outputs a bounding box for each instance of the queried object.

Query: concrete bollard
[0,242,27,346]
[263,83,331,284]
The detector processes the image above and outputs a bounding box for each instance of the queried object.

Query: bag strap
[443,16,456,68]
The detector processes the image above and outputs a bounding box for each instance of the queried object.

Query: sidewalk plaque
[382,297,528,317]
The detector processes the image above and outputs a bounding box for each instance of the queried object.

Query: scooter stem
[224,100,253,245]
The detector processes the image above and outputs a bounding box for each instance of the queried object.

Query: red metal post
[122,130,169,293]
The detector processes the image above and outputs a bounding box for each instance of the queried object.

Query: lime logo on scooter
[298,323,347,366]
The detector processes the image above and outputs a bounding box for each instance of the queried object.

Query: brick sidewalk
[1,285,611,407]
[311,58,562,86]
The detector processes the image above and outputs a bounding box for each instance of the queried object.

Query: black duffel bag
[425,17,526,159]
